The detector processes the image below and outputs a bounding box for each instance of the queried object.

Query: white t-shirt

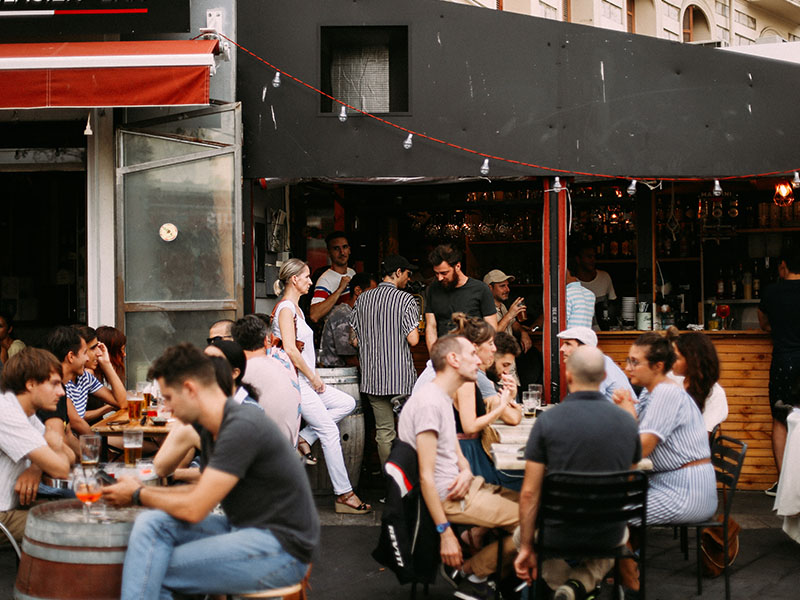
[272,300,317,376]
[0,392,47,511]
[579,270,617,301]
[667,372,729,432]
[311,268,356,306]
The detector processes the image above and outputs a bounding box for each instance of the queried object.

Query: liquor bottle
[752,259,761,299]
[716,268,725,300]
[742,265,753,300]
[727,265,738,300]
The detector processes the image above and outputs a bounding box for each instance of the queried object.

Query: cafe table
[91,408,175,460]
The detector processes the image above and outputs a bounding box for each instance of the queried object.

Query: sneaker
[554,579,587,600]
[439,564,462,590]
[454,578,493,600]
[765,481,778,497]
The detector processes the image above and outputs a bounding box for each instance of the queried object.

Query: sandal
[297,440,317,465]
[335,492,372,514]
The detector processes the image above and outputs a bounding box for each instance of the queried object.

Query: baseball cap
[382,254,418,273]
[556,326,598,347]
[483,269,515,285]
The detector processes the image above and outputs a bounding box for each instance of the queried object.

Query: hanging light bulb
[83,112,93,136]
[480,158,490,176]
[272,71,281,88]
[627,179,637,196]
[403,134,413,150]
[338,105,348,122]
[774,182,795,207]
[792,171,800,189]
[712,179,723,197]
[553,177,563,193]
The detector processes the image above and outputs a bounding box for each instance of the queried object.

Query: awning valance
[0,39,218,109]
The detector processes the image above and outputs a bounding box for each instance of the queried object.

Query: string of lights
[214,32,800,188]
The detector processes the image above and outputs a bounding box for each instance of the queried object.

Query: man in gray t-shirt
[103,344,318,599]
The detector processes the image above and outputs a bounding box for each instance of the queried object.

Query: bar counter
[597,330,773,491]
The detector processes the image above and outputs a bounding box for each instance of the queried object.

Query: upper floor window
[735,10,756,31]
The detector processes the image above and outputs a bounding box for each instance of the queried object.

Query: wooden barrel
[307,367,365,495]
[15,499,141,600]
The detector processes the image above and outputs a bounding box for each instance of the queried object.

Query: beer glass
[123,430,143,467]
[79,434,101,467]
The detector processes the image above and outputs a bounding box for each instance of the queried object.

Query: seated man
[103,344,319,599]
[486,331,522,388]
[557,326,635,403]
[514,346,641,600]
[398,335,519,600]
[0,348,75,543]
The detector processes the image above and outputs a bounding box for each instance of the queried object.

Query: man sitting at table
[103,344,318,599]
[398,335,520,600]
[514,346,641,600]
[0,348,74,543]
[557,326,635,403]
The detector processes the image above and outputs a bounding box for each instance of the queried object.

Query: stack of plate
[621,297,636,323]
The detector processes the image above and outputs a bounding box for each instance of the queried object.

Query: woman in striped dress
[613,332,717,524]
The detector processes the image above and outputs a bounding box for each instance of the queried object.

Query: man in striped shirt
[309,231,355,324]
[350,254,420,465]
[566,269,596,329]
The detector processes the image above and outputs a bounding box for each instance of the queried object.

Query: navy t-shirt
[425,277,495,337]
[760,279,800,356]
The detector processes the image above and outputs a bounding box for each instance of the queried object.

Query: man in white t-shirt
[398,335,519,599]
[0,348,74,542]
[574,244,616,304]
[309,231,356,324]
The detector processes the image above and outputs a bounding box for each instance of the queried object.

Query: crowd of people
[0,231,760,600]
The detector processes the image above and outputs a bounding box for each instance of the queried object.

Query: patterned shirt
[350,282,420,396]
[65,371,104,418]
[318,304,357,367]
[566,281,596,328]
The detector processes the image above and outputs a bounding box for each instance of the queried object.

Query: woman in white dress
[272,258,370,514]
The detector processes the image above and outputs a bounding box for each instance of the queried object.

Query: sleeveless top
[272,300,316,379]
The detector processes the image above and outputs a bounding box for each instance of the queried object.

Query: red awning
[0,40,219,109]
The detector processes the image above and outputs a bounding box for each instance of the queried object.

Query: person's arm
[27,428,73,480]
[416,431,463,569]
[66,398,93,436]
[454,382,510,435]
[84,405,114,423]
[497,297,525,333]
[514,460,546,584]
[639,433,659,458]
[424,313,438,351]
[309,275,351,323]
[279,306,324,392]
[486,376,522,425]
[483,313,498,331]
[758,308,771,332]
[14,464,42,506]
[153,423,202,478]
[103,466,238,523]
[406,328,420,347]
[93,342,128,409]
[516,326,533,352]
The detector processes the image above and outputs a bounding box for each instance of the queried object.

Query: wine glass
[716,304,731,330]
[73,469,102,523]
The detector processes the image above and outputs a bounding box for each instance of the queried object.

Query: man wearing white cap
[557,326,635,403]
[483,269,532,352]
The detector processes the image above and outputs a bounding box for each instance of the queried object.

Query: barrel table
[306,366,365,495]
[14,500,142,600]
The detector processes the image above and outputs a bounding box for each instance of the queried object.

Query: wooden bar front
[598,331,773,491]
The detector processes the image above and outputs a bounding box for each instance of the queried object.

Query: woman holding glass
[613,332,717,524]
[272,258,370,515]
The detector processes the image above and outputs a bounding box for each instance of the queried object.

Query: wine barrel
[15,500,141,600]
[306,367,365,495]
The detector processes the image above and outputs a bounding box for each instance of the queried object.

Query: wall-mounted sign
[0,1,190,35]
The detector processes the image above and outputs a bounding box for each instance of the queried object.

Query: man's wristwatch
[131,486,144,506]
[435,521,451,534]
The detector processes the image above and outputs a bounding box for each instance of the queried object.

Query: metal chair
[0,520,21,562]
[534,470,648,600]
[681,434,747,600]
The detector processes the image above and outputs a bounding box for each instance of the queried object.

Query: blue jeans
[121,510,308,600]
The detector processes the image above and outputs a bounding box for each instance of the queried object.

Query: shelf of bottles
[570,191,637,261]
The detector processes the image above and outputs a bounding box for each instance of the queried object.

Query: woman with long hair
[272,258,370,514]
[614,332,717,525]
[665,327,728,433]
[95,326,126,385]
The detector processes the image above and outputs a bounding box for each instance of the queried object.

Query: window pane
[123,153,236,302]
[122,132,218,167]
[137,110,238,146]
[124,310,235,386]
[331,45,390,113]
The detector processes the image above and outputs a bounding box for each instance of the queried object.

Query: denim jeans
[121,510,308,600]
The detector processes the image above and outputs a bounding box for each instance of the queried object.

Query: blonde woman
[272,259,370,514]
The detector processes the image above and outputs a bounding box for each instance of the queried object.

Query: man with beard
[424,244,497,351]
[486,331,522,387]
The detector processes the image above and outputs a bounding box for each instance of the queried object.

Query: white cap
[556,326,598,347]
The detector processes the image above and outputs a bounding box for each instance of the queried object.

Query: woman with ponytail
[272,259,371,514]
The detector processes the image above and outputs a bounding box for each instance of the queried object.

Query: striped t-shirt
[0,392,46,510]
[65,371,104,418]
[350,282,420,396]
[566,281,596,329]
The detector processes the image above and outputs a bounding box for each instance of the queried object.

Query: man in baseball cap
[483,270,531,347]
[557,326,635,403]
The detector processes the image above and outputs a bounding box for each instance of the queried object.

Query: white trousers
[298,376,356,495]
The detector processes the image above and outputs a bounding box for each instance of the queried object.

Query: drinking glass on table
[73,469,102,523]
[522,391,537,417]
[79,434,101,468]
[127,391,144,421]
[123,430,143,467]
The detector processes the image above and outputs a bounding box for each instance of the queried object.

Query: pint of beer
[128,397,144,421]
[123,430,143,467]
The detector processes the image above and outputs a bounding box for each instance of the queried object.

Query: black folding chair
[680,434,747,600]
[534,470,648,600]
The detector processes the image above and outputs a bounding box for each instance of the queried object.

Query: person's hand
[311,374,326,394]
[101,476,141,507]
[514,546,538,584]
[336,275,352,292]
[612,388,638,419]
[446,469,472,501]
[508,297,525,319]
[520,331,533,353]
[439,528,463,569]
[94,342,111,366]
[14,466,41,506]
[500,374,517,400]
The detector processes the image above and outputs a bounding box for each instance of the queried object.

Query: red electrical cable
[215,32,800,183]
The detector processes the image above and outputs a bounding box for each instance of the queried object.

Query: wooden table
[91,409,175,461]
